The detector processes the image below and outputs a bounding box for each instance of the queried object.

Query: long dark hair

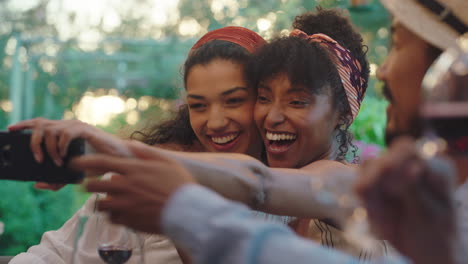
[132,40,252,147]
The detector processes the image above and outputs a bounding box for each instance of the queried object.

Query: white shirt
[9,193,182,264]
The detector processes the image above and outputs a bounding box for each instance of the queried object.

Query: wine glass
[96,213,142,264]
[72,198,145,264]
[418,33,468,159]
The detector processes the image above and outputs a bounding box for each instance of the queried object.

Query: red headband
[190,26,266,54]
[290,29,367,121]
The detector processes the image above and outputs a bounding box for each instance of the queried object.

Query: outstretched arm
[127,142,358,222]
[9,118,356,221]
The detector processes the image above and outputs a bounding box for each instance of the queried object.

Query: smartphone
[0,131,85,183]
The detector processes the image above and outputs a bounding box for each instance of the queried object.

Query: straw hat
[381,0,468,50]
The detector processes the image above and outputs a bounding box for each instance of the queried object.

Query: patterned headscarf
[190,26,266,54]
[290,29,367,121]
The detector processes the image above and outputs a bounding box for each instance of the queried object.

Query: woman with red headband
[103,9,383,261]
[132,26,266,157]
[81,9,387,261]
[106,9,380,260]
[11,8,381,263]
[8,26,267,264]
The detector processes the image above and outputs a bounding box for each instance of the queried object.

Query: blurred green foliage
[0,182,81,255]
[0,0,391,255]
[350,95,388,147]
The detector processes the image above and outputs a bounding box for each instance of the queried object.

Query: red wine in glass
[421,103,468,157]
[72,198,145,264]
[98,245,132,264]
[96,218,140,264]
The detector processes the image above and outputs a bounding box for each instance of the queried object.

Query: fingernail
[34,183,45,189]
[51,184,63,190]
[81,180,92,192]
[78,184,87,192]
[34,153,42,163]
[54,158,63,167]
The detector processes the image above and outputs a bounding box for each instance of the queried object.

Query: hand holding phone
[8,118,132,166]
[0,131,85,183]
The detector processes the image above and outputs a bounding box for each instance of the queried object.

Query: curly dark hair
[293,7,370,84]
[132,40,252,146]
[294,8,370,161]
[247,8,369,161]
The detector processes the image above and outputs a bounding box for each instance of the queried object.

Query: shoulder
[302,159,357,173]
[301,160,358,183]
[154,142,205,152]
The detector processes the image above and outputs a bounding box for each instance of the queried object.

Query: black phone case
[0,131,85,183]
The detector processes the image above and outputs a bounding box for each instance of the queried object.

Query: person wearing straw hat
[355,0,468,263]
[69,1,467,264]
[327,0,468,261]
[377,0,467,145]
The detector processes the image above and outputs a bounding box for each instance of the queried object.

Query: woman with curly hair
[149,8,381,260]
[8,26,267,264]
[11,7,382,262]
[243,8,379,259]
[130,10,378,259]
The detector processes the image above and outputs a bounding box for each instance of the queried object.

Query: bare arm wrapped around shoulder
[140,145,358,222]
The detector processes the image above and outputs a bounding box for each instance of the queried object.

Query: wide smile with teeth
[211,133,239,145]
[266,132,297,141]
[265,131,297,153]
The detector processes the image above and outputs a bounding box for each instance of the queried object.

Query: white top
[9,193,182,264]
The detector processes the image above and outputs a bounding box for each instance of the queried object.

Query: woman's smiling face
[254,72,340,168]
[186,59,261,157]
